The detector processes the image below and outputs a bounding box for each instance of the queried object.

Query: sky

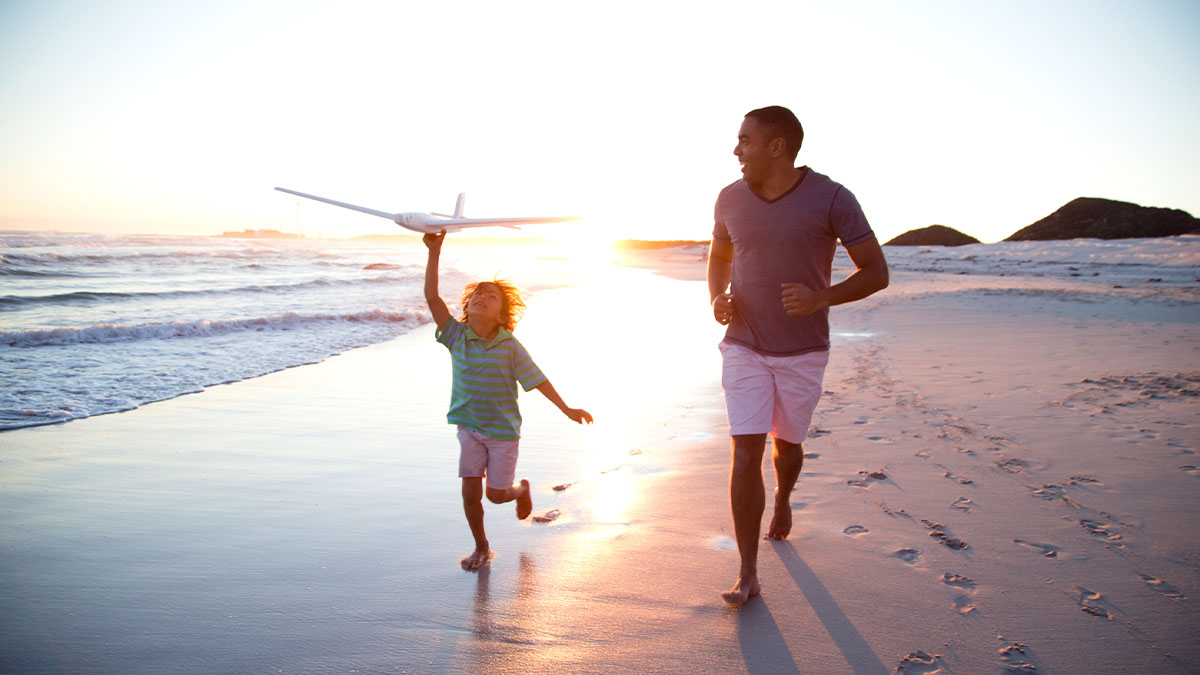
[1,0,1197,244]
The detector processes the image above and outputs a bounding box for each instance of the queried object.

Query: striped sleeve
[510,338,547,392]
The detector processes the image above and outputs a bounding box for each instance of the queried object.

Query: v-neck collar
[748,166,809,204]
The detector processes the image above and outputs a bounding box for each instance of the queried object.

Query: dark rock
[885,225,981,247]
[1006,197,1200,241]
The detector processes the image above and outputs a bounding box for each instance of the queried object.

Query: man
[707,105,889,604]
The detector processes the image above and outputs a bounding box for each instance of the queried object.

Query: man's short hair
[745,106,804,161]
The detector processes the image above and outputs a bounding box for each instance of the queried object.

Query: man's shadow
[736,541,888,675]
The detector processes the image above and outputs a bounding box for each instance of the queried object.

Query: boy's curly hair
[459,279,526,332]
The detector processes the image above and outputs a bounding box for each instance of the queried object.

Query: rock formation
[885,225,981,247]
[1006,198,1199,241]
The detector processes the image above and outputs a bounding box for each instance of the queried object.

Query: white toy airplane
[275,187,581,234]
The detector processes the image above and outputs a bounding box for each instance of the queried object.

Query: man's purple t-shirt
[713,167,876,356]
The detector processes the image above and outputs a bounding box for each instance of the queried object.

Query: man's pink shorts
[719,340,829,444]
[457,426,520,490]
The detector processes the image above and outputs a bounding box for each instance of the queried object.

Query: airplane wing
[432,216,582,229]
[274,187,395,220]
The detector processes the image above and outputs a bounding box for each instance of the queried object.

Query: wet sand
[2,250,1197,673]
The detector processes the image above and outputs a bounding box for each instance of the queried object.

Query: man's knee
[773,436,804,456]
[731,434,768,476]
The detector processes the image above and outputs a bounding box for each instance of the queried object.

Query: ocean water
[3,231,1198,431]
[0,231,489,430]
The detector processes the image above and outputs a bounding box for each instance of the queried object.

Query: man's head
[744,106,804,161]
[460,279,526,331]
[735,106,804,187]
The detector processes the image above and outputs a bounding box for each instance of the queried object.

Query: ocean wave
[1,308,429,347]
[0,272,423,309]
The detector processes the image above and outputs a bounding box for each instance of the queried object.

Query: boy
[423,232,593,571]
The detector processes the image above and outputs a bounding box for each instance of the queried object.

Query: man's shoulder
[717,179,747,200]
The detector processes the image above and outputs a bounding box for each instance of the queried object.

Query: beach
[2,239,1198,673]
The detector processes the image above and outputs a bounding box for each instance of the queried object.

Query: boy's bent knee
[485,487,510,504]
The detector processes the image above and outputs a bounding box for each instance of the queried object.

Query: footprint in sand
[995,457,1030,473]
[1138,573,1186,600]
[942,573,976,590]
[923,520,969,551]
[1179,465,1200,476]
[895,650,948,674]
[552,482,574,491]
[1014,539,1060,559]
[893,548,920,564]
[951,497,974,512]
[954,595,977,615]
[998,640,1041,673]
[532,509,561,523]
[1080,519,1124,546]
[843,525,869,537]
[943,471,974,485]
[1074,585,1113,619]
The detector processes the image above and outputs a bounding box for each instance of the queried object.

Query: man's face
[733,116,775,185]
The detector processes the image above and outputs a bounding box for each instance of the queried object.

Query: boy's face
[467,283,504,324]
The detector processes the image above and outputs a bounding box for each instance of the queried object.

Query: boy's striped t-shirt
[435,318,547,440]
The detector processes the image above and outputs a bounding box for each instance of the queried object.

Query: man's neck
[750,165,804,201]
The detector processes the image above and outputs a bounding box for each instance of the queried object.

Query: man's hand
[712,292,735,325]
[565,408,594,425]
[423,231,445,251]
[781,282,824,316]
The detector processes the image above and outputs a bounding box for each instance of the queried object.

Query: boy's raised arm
[534,380,593,425]
[423,232,452,329]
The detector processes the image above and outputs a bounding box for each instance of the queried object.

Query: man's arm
[423,232,452,329]
[707,238,735,325]
[534,380,593,424]
[781,237,889,316]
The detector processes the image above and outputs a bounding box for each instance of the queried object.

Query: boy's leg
[461,477,493,570]
[480,436,530,520]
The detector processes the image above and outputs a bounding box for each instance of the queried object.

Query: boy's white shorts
[719,340,829,444]
[457,426,520,490]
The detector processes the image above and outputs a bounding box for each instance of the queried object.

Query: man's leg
[461,477,493,570]
[723,432,768,604]
[767,437,804,540]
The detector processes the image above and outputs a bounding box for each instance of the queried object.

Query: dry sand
[1,249,1197,674]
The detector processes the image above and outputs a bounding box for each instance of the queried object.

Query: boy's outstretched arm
[423,232,451,329]
[535,380,593,425]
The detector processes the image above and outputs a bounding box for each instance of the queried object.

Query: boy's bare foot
[461,547,494,571]
[766,496,792,540]
[721,575,762,605]
[516,479,532,520]
[721,575,762,604]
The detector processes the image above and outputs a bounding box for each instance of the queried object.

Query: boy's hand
[423,231,446,251]
[565,408,594,425]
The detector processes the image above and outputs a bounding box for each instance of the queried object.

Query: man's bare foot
[721,575,762,605]
[766,496,792,540]
[516,479,532,520]
[461,548,494,571]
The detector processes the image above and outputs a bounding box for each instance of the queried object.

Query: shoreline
[1,254,1197,673]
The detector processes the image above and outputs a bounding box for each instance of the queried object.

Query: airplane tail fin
[453,193,466,219]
